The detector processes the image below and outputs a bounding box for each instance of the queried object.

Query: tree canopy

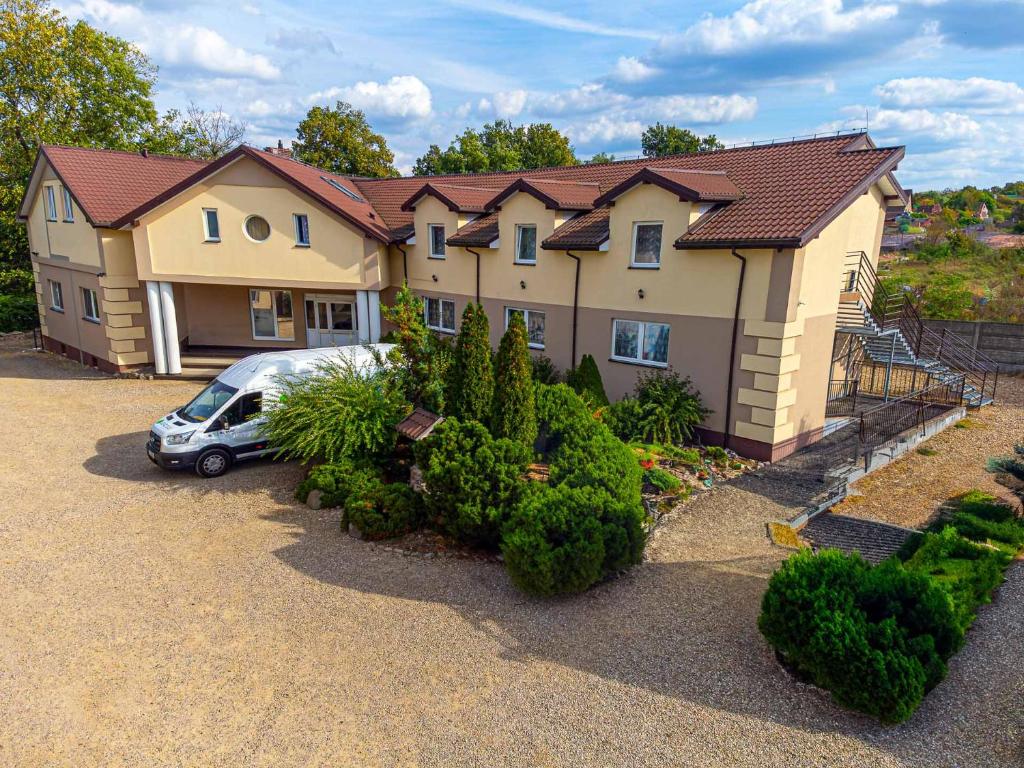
[293,101,399,178]
[640,124,724,157]
[413,120,577,176]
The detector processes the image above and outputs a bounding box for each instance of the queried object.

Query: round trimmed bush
[343,471,424,540]
[414,418,531,548]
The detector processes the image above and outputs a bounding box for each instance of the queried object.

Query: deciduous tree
[294,101,398,178]
[413,120,576,175]
[640,123,724,157]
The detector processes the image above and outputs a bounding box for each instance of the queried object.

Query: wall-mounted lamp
[520,280,527,289]
[432,274,438,282]
[637,288,645,300]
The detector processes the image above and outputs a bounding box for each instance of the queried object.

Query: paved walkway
[0,340,1020,767]
[800,513,914,563]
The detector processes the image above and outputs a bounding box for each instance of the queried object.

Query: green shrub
[0,268,33,294]
[904,526,1009,632]
[530,354,561,385]
[265,359,411,464]
[343,472,424,540]
[759,549,961,723]
[447,303,493,422]
[414,418,531,547]
[565,353,608,407]
[706,446,728,466]
[0,293,37,332]
[491,311,537,447]
[501,485,607,596]
[642,466,681,493]
[296,458,365,508]
[950,512,1024,548]
[601,368,708,444]
[952,490,1016,523]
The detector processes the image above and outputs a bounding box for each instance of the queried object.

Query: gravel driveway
[0,341,1020,767]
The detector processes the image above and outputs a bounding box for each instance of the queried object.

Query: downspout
[565,251,581,370]
[396,243,408,283]
[724,248,748,450]
[466,247,481,303]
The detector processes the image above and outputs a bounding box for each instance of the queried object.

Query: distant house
[977,203,989,221]
[930,203,942,215]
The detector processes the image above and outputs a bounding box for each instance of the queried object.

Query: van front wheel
[195,448,232,478]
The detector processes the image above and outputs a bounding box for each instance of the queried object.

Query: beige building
[18,133,908,460]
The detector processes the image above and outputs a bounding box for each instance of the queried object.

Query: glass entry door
[305,296,357,347]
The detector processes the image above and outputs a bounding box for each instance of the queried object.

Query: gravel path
[834,375,1024,528]
[0,343,1020,767]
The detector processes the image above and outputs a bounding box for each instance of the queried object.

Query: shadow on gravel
[83,429,302,494]
[0,349,110,381]
[262,502,1024,767]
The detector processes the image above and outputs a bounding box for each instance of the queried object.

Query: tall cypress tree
[491,312,537,447]
[449,303,493,422]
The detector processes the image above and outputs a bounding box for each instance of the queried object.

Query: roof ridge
[43,144,209,164]
[647,167,728,176]
[522,177,602,187]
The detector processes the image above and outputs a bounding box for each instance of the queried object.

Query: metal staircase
[835,252,999,409]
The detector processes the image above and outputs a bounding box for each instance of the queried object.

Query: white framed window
[514,224,537,265]
[82,287,100,323]
[202,208,220,242]
[60,186,74,222]
[428,224,446,259]
[611,319,670,366]
[631,221,663,268]
[424,296,456,333]
[249,289,294,340]
[48,279,64,312]
[506,307,545,349]
[44,186,57,221]
[293,214,310,246]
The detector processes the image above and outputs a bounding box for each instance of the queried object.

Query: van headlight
[164,431,195,446]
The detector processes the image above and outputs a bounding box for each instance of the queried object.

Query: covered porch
[145,281,383,376]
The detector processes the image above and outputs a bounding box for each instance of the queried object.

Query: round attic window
[244,215,271,242]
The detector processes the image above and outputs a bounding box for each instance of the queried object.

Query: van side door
[207,392,266,455]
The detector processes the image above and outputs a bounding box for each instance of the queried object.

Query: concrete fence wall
[922,319,1024,371]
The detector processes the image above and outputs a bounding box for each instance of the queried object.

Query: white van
[146,344,394,478]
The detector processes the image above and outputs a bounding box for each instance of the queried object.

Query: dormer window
[631,222,662,268]
[515,224,537,265]
[428,224,446,259]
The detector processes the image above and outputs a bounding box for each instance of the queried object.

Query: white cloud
[612,56,659,83]
[876,77,1024,114]
[142,25,281,81]
[531,84,627,115]
[647,94,758,123]
[829,105,981,141]
[492,89,528,118]
[445,0,659,40]
[268,28,337,55]
[308,75,433,119]
[566,115,646,145]
[240,2,263,15]
[61,0,282,81]
[662,0,899,55]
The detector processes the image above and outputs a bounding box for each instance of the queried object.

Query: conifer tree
[449,303,494,422]
[491,312,537,447]
[566,353,609,407]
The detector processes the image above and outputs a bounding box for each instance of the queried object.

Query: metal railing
[839,251,1000,405]
[854,379,965,463]
[825,379,859,417]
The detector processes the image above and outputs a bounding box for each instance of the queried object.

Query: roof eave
[673,237,802,250]
[18,146,103,227]
[796,146,906,247]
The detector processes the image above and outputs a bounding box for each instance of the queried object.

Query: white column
[146,281,167,375]
[355,290,371,344]
[158,281,181,375]
[367,290,381,343]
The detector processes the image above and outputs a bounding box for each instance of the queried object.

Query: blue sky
[60,0,1024,189]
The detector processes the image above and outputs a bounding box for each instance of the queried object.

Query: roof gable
[593,167,743,207]
[400,182,502,213]
[18,146,208,228]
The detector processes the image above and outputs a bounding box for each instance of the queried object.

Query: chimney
[263,140,292,158]
[140,148,149,158]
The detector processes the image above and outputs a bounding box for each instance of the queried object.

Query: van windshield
[177,380,239,423]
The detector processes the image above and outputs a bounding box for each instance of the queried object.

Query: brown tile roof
[485,177,602,211]
[541,209,610,251]
[447,213,499,247]
[109,146,394,240]
[357,133,903,248]
[594,167,743,207]
[25,146,208,227]
[396,407,444,441]
[29,133,903,252]
[400,182,503,213]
